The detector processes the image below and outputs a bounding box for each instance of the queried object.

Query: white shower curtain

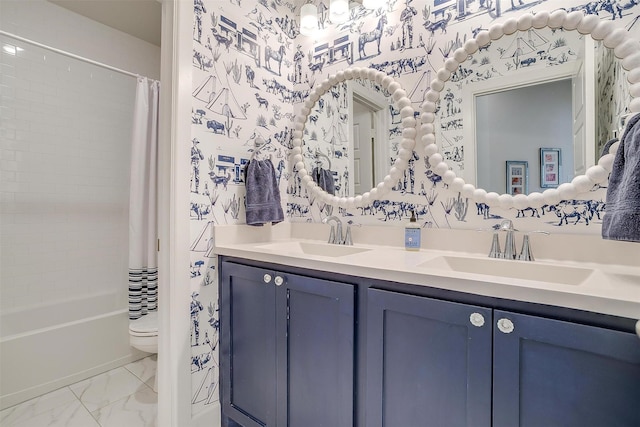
[129,77,160,320]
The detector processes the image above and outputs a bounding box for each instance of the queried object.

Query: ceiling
[46,1,365,48]
[47,0,162,46]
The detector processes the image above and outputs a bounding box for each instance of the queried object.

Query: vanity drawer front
[366,288,492,427]
[493,310,640,427]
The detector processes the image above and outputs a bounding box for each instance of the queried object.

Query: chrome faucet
[499,220,517,260]
[488,220,549,261]
[322,216,344,245]
[343,221,360,246]
[517,231,550,261]
[488,231,502,259]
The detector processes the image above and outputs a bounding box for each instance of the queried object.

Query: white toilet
[129,311,158,353]
[129,311,158,391]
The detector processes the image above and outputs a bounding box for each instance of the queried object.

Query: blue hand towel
[602,113,640,243]
[245,159,284,226]
[312,167,335,195]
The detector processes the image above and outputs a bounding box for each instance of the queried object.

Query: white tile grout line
[86,357,159,426]
[76,387,102,426]
[3,356,158,427]
[86,386,157,427]
[123,356,158,387]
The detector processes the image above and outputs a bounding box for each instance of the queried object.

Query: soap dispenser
[405,210,421,251]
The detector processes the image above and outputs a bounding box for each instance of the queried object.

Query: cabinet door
[221,262,277,427]
[366,289,492,427]
[493,310,640,427]
[276,273,354,427]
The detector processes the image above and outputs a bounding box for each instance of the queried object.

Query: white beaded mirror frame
[291,67,418,209]
[421,10,640,211]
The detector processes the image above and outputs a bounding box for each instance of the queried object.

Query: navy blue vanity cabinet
[493,310,640,427]
[221,262,277,427]
[220,261,355,427]
[366,288,493,427]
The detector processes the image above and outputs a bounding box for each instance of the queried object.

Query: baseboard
[191,402,221,427]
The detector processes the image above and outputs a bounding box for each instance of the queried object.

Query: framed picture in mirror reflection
[506,160,528,195]
[540,147,561,188]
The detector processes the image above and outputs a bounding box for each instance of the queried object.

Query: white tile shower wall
[0,35,136,312]
[0,0,160,80]
[0,0,159,314]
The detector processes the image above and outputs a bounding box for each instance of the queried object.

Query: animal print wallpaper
[433,26,584,180]
[288,0,639,230]
[188,0,640,417]
[189,0,294,415]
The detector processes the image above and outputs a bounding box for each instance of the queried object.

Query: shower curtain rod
[0,30,157,82]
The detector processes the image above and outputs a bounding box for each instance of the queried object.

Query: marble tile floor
[0,355,157,427]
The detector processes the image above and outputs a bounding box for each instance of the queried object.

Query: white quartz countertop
[213,223,640,320]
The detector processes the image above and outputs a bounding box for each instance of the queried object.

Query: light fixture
[2,44,23,56]
[330,0,349,24]
[300,3,319,36]
[362,0,385,9]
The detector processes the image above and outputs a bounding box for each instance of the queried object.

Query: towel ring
[250,139,273,162]
[315,151,332,170]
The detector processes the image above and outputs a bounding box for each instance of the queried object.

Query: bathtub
[0,293,147,410]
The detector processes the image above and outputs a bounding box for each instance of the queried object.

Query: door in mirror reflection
[352,98,374,195]
[348,81,391,197]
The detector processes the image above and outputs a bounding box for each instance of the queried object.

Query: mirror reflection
[302,78,400,197]
[475,78,573,195]
[436,26,629,195]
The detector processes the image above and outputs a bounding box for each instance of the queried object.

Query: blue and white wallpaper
[189,0,298,415]
[287,0,639,231]
[188,0,640,416]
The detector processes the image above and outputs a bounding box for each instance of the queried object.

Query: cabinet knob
[497,318,515,334]
[263,274,272,284]
[469,312,485,327]
[274,276,284,286]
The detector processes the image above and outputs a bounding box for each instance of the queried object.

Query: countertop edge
[214,243,640,320]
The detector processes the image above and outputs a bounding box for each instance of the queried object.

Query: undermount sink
[256,241,371,258]
[418,256,594,286]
